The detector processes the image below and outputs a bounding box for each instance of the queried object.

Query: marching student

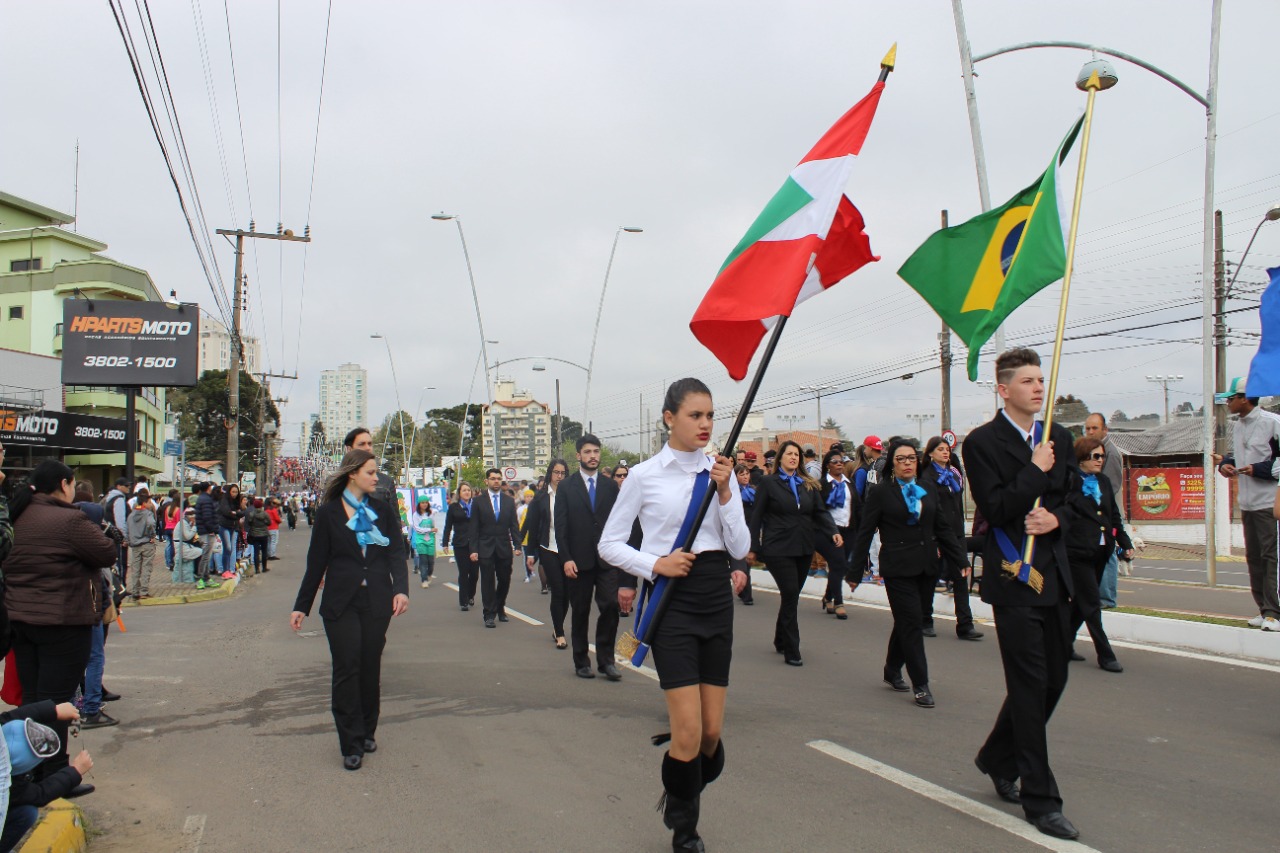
[818,447,857,620]
[521,459,571,649]
[443,483,479,611]
[733,464,756,606]
[962,347,1080,841]
[599,378,750,853]
[918,437,984,641]
[469,469,522,628]
[749,439,839,667]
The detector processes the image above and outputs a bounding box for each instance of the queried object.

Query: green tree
[169,370,278,470]
[821,417,849,442]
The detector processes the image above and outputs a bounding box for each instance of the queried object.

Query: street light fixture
[906,413,936,442]
[403,385,437,483]
[799,385,835,447]
[584,226,643,429]
[433,213,494,420]
[1146,374,1184,424]
[370,334,407,476]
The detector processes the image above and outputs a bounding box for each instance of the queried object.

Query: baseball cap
[863,435,884,452]
[744,451,757,462]
[1214,376,1247,403]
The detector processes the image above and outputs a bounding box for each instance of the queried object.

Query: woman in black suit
[749,439,839,666]
[443,482,479,611]
[918,437,983,641]
[520,458,570,649]
[290,450,410,771]
[851,438,968,708]
[1064,437,1133,673]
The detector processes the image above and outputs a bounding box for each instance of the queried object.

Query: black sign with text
[0,408,130,453]
[61,300,200,387]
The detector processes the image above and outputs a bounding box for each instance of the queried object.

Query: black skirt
[650,551,734,690]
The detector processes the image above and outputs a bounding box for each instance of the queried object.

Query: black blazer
[554,472,619,572]
[442,501,474,551]
[819,476,858,533]
[917,463,967,567]
[468,490,521,560]
[851,479,967,578]
[961,415,1076,607]
[520,489,552,550]
[749,474,838,558]
[293,497,409,621]
[1063,472,1133,565]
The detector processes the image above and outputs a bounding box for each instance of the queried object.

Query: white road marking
[588,643,660,681]
[104,675,184,684]
[440,583,543,625]
[182,814,207,853]
[807,740,1102,853]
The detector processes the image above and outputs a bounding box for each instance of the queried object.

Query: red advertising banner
[1128,467,1206,520]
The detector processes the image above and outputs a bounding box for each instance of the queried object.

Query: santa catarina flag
[898,116,1084,380]
[691,82,885,380]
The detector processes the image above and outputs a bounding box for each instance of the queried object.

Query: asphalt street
[78,530,1278,853]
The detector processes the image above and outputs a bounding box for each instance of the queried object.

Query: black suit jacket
[749,474,838,557]
[442,501,473,551]
[554,472,619,572]
[851,479,967,578]
[819,476,858,533]
[1063,472,1133,565]
[520,489,552,550]
[961,415,1076,607]
[468,490,521,560]
[917,463,967,565]
[293,497,409,621]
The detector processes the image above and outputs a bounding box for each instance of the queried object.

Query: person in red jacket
[266,498,283,561]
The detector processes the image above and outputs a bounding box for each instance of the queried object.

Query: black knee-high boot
[659,752,705,852]
[699,740,725,788]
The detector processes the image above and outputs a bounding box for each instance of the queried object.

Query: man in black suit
[554,434,623,680]
[961,348,1080,841]
[469,468,521,628]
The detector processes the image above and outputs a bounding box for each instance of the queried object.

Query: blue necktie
[588,476,596,510]
[492,493,499,519]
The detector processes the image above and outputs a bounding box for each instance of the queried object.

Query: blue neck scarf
[343,490,390,547]
[897,478,925,525]
[1080,473,1102,505]
[779,472,802,506]
[460,499,471,519]
[825,478,846,509]
[739,484,756,506]
[932,462,962,494]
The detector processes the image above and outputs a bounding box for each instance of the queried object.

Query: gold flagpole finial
[881,43,898,70]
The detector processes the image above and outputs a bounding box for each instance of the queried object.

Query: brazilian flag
[898,117,1084,380]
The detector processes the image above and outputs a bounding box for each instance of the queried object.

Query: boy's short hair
[576,433,601,452]
[995,347,1042,385]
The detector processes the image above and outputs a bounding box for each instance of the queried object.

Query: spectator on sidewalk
[1214,377,1280,631]
[126,493,158,601]
[1084,413,1126,607]
[266,499,283,560]
[103,477,131,584]
[173,507,201,584]
[72,482,121,731]
[192,483,222,590]
[1,703,96,848]
[246,499,271,576]
[160,489,182,571]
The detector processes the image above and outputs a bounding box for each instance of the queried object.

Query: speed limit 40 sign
[503,466,518,482]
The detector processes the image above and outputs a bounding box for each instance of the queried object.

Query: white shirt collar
[826,472,846,483]
[656,443,713,473]
[1001,409,1038,444]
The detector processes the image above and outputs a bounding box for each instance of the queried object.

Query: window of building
[8,306,23,320]
[9,258,42,272]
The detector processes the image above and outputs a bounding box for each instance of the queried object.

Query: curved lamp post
[370,333,406,477]
[584,226,642,429]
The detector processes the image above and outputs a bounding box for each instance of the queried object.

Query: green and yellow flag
[898,117,1084,379]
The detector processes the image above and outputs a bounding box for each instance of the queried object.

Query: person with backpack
[160,489,181,571]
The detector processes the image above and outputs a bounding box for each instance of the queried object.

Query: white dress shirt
[825,474,852,529]
[599,444,750,582]
[1001,409,1041,447]
[546,486,559,553]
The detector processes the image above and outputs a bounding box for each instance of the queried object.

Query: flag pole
[1022,62,1115,566]
[620,46,897,665]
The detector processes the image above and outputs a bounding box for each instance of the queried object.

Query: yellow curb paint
[19,799,87,853]
[128,577,239,607]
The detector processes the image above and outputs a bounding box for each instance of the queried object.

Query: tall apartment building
[482,379,552,470]
[319,363,367,443]
[197,313,261,376]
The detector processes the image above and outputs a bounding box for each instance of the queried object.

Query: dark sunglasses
[614,473,628,480]
[1088,452,1106,460]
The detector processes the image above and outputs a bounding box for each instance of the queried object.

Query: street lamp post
[584,226,643,429]
[370,334,406,479]
[778,415,803,438]
[1147,374,1184,424]
[975,380,999,416]
[800,385,834,448]
[906,413,936,443]
[457,340,498,476]
[432,213,495,419]
[403,385,436,484]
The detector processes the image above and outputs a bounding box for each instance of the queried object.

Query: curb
[122,573,240,607]
[749,570,1280,667]
[18,799,87,853]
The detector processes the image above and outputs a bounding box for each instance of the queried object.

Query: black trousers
[765,554,811,657]
[249,535,269,574]
[978,599,1072,818]
[11,622,93,774]
[479,552,513,619]
[1069,550,1116,663]
[322,587,391,757]
[818,525,855,605]
[540,547,569,637]
[923,558,975,633]
[884,573,935,688]
[567,565,620,668]
[456,551,479,606]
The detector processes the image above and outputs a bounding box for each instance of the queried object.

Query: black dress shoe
[599,663,623,681]
[362,738,377,753]
[957,628,985,641]
[101,688,122,702]
[484,617,496,628]
[497,613,510,623]
[343,754,362,771]
[1099,659,1124,673]
[913,686,935,708]
[784,656,804,667]
[575,666,596,679]
[1030,811,1079,840]
[65,783,96,798]
[460,604,470,612]
[974,757,1021,804]
[922,624,937,637]
[883,668,909,692]
[1069,649,1086,662]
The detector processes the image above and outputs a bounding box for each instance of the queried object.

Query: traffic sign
[941,429,957,448]
[502,466,518,482]
[163,439,185,457]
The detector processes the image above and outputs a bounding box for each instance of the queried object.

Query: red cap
[744,451,757,462]
[863,435,883,452]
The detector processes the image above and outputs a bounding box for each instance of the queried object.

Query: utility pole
[256,371,296,493]
[216,222,310,485]
[555,378,562,450]
[1213,209,1227,455]
[939,209,954,431]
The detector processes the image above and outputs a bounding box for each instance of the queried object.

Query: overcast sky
[3,1,1277,454]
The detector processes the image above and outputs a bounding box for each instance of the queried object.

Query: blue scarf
[343,490,390,547]
[898,478,926,525]
[460,499,471,519]
[932,462,962,494]
[825,478,847,509]
[778,472,802,506]
[739,484,756,506]
[1080,473,1102,505]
